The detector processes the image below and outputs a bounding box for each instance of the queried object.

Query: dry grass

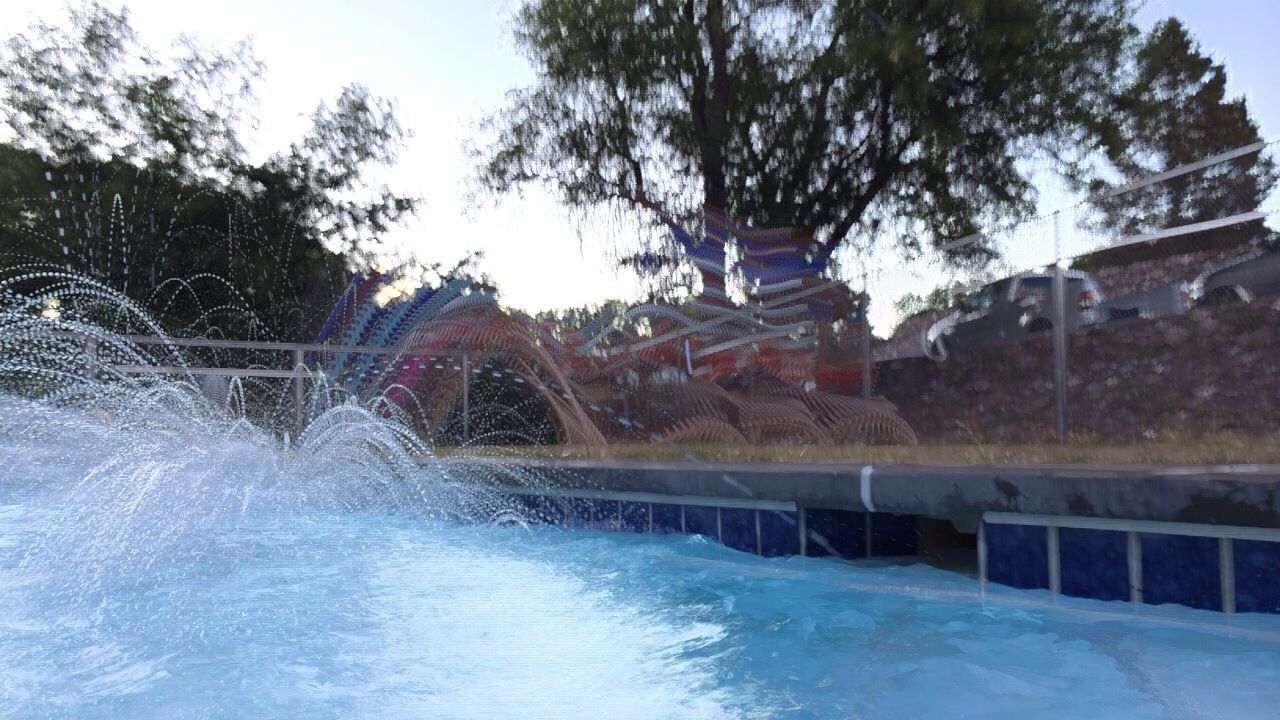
[443,431,1280,466]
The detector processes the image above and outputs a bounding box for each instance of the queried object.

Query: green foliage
[0,144,346,338]
[1096,18,1276,241]
[893,281,969,319]
[474,0,1137,273]
[265,84,419,263]
[0,2,418,338]
[0,3,257,181]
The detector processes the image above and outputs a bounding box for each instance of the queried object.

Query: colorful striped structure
[316,209,915,447]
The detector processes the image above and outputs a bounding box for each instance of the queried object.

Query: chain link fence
[858,139,1280,454]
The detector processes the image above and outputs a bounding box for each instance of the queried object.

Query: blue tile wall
[720,508,757,553]
[805,508,866,559]
[507,493,540,520]
[1234,539,1280,614]
[650,502,683,534]
[619,501,650,533]
[1141,533,1221,611]
[566,497,595,528]
[1059,527,1129,602]
[532,495,568,526]
[512,493,1270,616]
[985,523,1049,590]
[870,513,917,557]
[684,505,719,539]
[587,499,620,526]
[759,510,801,557]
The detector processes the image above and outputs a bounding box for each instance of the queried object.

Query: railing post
[1127,531,1144,604]
[754,509,763,555]
[293,348,305,436]
[798,507,808,557]
[864,511,873,558]
[860,278,872,399]
[1047,525,1061,595]
[977,519,988,596]
[83,334,98,381]
[461,351,470,444]
[1051,212,1069,443]
[1219,537,1236,613]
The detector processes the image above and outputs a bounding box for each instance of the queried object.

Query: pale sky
[2,0,1277,333]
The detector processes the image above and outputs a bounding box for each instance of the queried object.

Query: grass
[441,431,1280,466]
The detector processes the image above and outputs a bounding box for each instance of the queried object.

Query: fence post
[1051,212,1069,444]
[293,348,305,436]
[860,274,872,399]
[83,335,98,381]
[461,352,470,444]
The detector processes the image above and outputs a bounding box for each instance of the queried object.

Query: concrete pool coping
[436,456,1280,528]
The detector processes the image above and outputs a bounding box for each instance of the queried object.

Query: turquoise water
[2,398,1280,718]
[5,502,1280,717]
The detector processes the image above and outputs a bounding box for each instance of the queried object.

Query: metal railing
[65,332,486,440]
[876,138,1278,443]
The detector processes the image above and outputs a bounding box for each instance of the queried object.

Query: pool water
[2,399,1280,718]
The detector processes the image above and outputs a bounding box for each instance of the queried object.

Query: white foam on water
[1,279,1279,718]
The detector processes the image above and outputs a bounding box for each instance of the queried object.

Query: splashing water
[3,272,1280,718]
[0,271,740,717]
[0,269,487,580]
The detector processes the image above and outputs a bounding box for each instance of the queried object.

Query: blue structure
[983,514,1280,615]
[499,488,918,562]
[457,456,1280,617]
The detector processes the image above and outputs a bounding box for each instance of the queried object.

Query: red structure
[315,210,916,447]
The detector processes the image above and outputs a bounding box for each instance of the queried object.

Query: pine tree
[1101,18,1275,242]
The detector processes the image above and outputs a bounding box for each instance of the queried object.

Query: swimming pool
[3,397,1279,718]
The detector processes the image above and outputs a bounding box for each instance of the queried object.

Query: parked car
[1190,234,1280,306]
[1099,281,1191,322]
[923,270,1105,361]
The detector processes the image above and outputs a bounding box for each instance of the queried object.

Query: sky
[1,0,1277,333]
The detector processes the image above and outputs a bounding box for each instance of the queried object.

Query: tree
[0,2,418,338]
[1097,17,1275,241]
[263,84,419,264]
[473,0,1136,277]
[0,2,258,183]
[893,281,968,320]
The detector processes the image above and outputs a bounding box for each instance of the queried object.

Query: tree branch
[812,78,906,266]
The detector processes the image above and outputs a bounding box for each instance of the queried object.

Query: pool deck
[441,456,1280,529]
